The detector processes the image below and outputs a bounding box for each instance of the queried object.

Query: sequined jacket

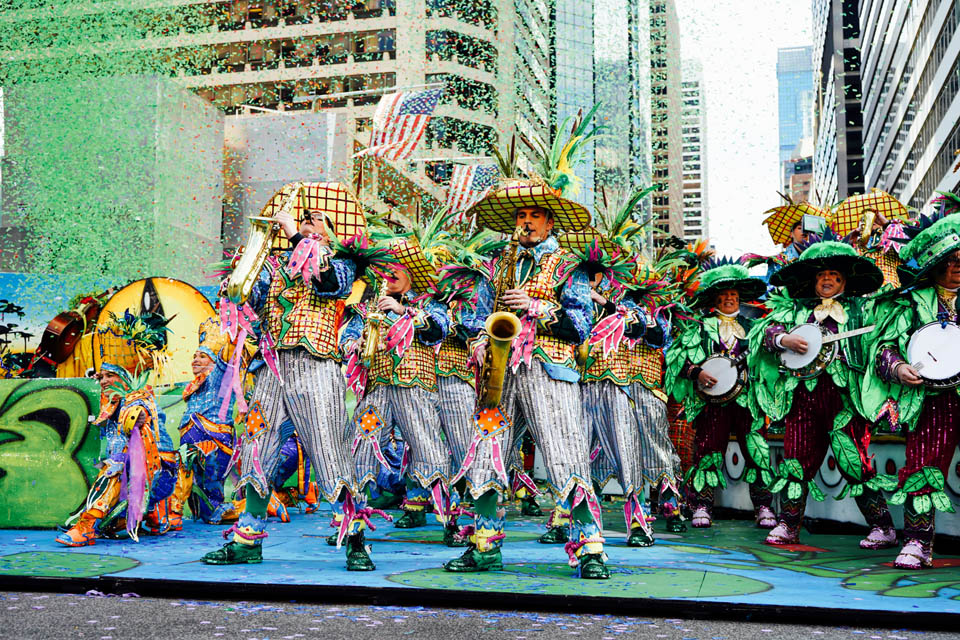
[467,235,592,382]
[342,289,450,392]
[94,387,172,474]
[246,236,357,361]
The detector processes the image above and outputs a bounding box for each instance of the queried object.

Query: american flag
[445,164,498,221]
[353,88,443,162]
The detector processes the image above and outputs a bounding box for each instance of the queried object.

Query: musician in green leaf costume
[664,260,775,529]
[863,212,960,569]
[748,235,896,548]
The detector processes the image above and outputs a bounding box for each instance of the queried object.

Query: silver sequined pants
[437,375,475,474]
[631,382,681,487]
[236,349,355,503]
[353,385,450,491]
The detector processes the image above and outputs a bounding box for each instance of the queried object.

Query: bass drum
[907,321,960,389]
[96,277,216,386]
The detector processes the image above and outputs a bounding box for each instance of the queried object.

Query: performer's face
[790,223,809,246]
[385,267,412,295]
[95,370,122,393]
[300,211,330,245]
[934,250,960,289]
[714,289,740,315]
[815,269,846,297]
[515,206,554,247]
[191,351,214,376]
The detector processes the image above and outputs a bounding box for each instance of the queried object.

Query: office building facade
[649,0,684,242]
[680,59,708,242]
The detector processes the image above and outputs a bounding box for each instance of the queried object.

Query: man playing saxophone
[202,182,380,571]
[444,178,605,578]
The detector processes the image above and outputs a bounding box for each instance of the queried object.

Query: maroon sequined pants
[901,392,960,543]
[780,378,892,530]
[692,402,772,511]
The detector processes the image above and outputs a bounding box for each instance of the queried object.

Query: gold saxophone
[477,226,523,408]
[225,188,299,303]
[362,278,389,368]
[856,208,877,251]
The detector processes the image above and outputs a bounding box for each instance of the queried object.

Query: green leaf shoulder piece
[664,317,707,421]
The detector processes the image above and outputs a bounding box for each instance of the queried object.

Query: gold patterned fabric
[264,261,344,360]
[870,249,903,288]
[762,202,828,246]
[469,178,590,234]
[582,342,641,385]
[368,341,438,393]
[635,345,665,392]
[494,248,579,369]
[830,189,908,238]
[437,338,474,384]
[262,182,367,251]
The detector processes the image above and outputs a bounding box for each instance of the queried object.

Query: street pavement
[0,591,953,640]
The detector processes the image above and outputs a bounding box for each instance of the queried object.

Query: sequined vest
[367,303,438,393]
[437,337,474,385]
[264,258,344,361]
[582,342,664,391]
[496,247,577,369]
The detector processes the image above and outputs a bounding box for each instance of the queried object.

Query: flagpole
[405,155,491,163]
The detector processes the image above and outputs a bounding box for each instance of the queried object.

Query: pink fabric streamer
[508,300,541,372]
[571,484,603,532]
[589,441,602,463]
[217,298,262,421]
[589,305,628,358]
[344,348,368,399]
[285,237,328,283]
[385,310,416,359]
[125,426,147,542]
[623,492,652,534]
[430,483,448,526]
[511,470,541,497]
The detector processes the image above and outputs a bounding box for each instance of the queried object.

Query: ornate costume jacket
[664,311,755,422]
[747,290,872,426]
[343,290,449,393]
[468,236,592,382]
[436,297,475,385]
[246,237,357,361]
[863,286,959,430]
[180,357,235,455]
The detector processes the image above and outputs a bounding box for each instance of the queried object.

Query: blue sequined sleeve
[460,278,494,337]
[340,306,365,346]
[416,297,451,346]
[556,266,592,343]
[246,262,274,314]
[312,257,357,298]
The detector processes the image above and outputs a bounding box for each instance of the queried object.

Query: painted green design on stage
[0,551,138,578]
[0,379,101,528]
[388,563,771,598]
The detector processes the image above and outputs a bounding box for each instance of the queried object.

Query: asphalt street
[0,592,953,640]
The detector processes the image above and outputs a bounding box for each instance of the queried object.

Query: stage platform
[2,503,959,628]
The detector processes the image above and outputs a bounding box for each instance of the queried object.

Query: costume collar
[516,235,558,263]
[716,309,740,319]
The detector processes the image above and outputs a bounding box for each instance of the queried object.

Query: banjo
[779,323,876,379]
[697,354,748,404]
[906,321,960,389]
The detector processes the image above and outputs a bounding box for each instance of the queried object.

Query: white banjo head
[907,322,960,381]
[779,323,824,370]
[699,356,738,397]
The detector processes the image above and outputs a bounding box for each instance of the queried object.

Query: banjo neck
[817,324,876,344]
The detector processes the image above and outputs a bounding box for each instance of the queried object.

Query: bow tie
[936,286,957,316]
[717,315,745,347]
[814,297,847,325]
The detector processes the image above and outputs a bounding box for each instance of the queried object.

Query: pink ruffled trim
[564,536,605,567]
[222,524,268,542]
[286,236,330,283]
[508,299,542,372]
[589,305,628,358]
[385,310,416,359]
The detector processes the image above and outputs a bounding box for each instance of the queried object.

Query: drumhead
[779,323,823,369]
[907,323,960,381]
[700,356,738,397]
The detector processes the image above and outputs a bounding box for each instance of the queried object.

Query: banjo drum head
[779,323,824,370]
[700,356,738,397]
[908,322,960,382]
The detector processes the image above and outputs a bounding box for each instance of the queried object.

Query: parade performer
[344,234,452,533]
[748,233,896,548]
[863,212,960,568]
[665,260,776,529]
[170,319,249,526]
[57,310,176,545]
[829,189,910,289]
[443,178,602,576]
[435,228,510,545]
[202,182,388,570]
[749,201,828,282]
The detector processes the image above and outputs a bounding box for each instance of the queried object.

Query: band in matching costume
[51,144,960,577]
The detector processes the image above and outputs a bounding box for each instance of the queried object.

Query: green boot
[201,541,262,565]
[443,523,469,547]
[394,509,427,529]
[666,516,687,533]
[538,526,569,544]
[367,489,402,511]
[345,532,375,571]
[626,527,654,547]
[326,533,338,546]
[520,495,543,516]
[578,553,610,579]
[443,545,503,572]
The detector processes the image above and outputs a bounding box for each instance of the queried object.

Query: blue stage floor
[3,503,960,623]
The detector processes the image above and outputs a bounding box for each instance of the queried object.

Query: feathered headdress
[522,104,604,198]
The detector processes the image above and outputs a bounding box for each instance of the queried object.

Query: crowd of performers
[54,121,960,577]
